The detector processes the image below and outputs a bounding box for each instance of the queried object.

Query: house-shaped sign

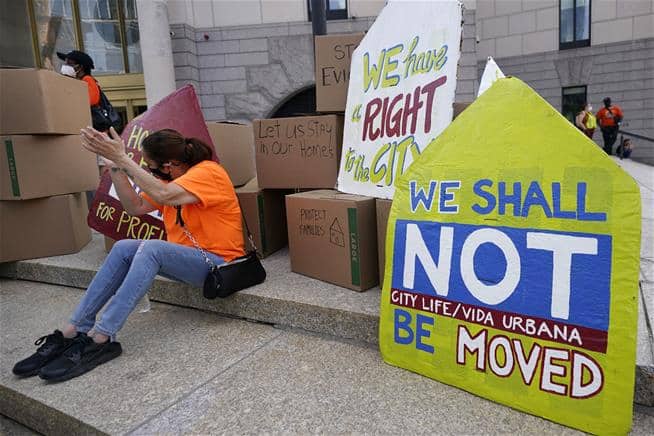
[379,77,641,434]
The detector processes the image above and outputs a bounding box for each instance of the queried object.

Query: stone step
[1,232,653,407]
[2,280,653,435]
[0,233,381,344]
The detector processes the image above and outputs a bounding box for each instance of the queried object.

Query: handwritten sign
[254,115,343,189]
[315,33,365,112]
[337,0,462,199]
[87,85,216,241]
[379,77,641,434]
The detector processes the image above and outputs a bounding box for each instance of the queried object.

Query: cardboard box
[236,178,289,257]
[0,69,91,135]
[0,193,91,262]
[206,121,256,187]
[376,198,392,288]
[286,190,378,291]
[1,135,99,200]
[453,102,472,120]
[254,115,343,189]
[315,33,365,112]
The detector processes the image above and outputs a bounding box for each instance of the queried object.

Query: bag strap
[175,206,218,269]
[175,200,259,258]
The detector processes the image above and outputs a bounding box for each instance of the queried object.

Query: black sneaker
[12,330,76,377]
[38,334,122,382]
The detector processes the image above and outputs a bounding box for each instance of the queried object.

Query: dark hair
[142,129,212,167]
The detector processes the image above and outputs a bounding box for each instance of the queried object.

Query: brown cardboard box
[0,193,91,262]
[253,115,343,189]
[286,190,378,291]
[206,121,256,187]
[376,198,392,288]
[453,102,472,120]
[1,135,99,200]
[236,178,289,257]
[315,33,365,112]
[0,69,91,135]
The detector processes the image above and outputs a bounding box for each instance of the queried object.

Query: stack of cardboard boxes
[247,32,382,292]
[0,69,97,262]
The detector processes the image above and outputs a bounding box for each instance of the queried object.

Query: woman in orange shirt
[57,50,100,107]
[13,127,245,382]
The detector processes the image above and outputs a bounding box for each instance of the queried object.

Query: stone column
[136,0,176,107]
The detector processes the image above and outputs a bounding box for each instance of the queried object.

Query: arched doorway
[268,85,316,118]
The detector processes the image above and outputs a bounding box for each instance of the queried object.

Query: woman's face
[64,58,83,79]
[143,154,187,181]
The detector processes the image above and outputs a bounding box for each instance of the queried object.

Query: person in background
[616,137,634,159]
[58,50,107,207]
[12,127,244,382]
[575,102,596,139]
[57,50,100,107]
[596,97,624,155]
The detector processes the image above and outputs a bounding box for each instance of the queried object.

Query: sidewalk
[2,280,653,435]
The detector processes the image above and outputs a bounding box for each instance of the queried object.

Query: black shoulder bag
[176,206,266,299]
[91,85,123,133]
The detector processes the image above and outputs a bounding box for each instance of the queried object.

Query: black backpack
[91,86,123,134]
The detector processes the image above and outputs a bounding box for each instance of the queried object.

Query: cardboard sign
[254,115,343,189]
[477,56,505,97]
[286,190,378,291]
[379,78,641,434]
[337,0,462,199]
[315,33,365,112]
[87,85,216,241]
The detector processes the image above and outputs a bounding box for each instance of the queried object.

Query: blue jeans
[70,239,224,338]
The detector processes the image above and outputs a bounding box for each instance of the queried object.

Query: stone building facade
[169,8,478,122]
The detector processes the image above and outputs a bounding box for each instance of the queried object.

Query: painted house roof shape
[382,76,642,434]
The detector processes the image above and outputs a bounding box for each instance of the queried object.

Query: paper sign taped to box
[337,0,462,199]
[87,86,216,241]
[379,78,641,434]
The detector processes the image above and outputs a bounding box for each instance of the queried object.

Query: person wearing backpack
[57,50,123,135]
[58,50,100,107]
[596,97,623,155]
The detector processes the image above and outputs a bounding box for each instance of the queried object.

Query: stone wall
[476,0,654,59]
[485,38,654,164]
[170,12,479,122]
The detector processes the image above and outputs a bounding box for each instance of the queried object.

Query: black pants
[601,126,619,155]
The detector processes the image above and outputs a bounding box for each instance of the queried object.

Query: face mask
[149,166,172,181]
[587,105,592,111]
[61,64,77,77]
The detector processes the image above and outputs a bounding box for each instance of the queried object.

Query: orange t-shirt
[141,161,245,262]
[596,105,623,128]
[82,75,101,107]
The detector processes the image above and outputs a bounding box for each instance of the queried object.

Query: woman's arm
[106,166,157,216]
[81,127,200,206]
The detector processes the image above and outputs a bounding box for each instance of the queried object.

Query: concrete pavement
[2,279,653,435]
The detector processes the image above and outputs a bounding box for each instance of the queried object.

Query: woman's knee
[109,239,141,262]
[134,239,172,261]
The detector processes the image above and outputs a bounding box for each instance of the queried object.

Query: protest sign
[337,0,462,199]
[379,77,641,434]
[87,85,216,241]
[477,56,505,97]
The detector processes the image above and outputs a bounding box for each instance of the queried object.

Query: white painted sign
[337,0,462,199]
